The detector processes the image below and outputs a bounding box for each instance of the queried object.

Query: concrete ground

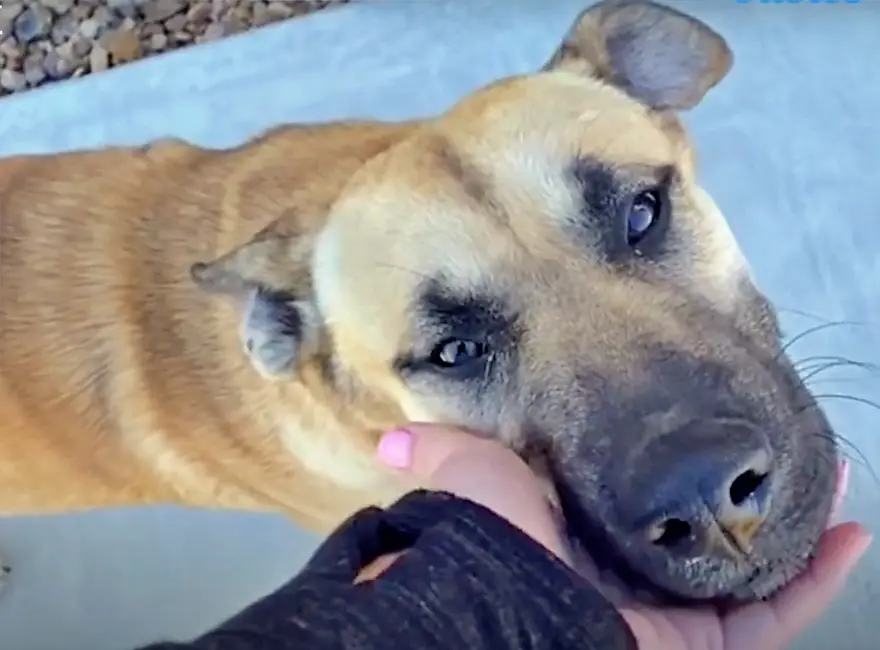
[0,1,877,648]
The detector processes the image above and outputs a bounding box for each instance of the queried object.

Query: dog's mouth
[553,458,846,608]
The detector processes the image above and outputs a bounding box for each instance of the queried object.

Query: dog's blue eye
[627,190,661,246]
[430,338,487,368]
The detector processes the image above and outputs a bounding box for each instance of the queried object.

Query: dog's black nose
[635,444,772,559]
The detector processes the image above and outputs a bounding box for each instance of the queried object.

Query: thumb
[376,424,571,561]
[377,423,503,479]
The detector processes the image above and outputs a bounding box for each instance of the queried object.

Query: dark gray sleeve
[138,490,638,650]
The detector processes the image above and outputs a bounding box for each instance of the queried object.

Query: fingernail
[838,459,850,497]
[377,429,414,469]
[829,459,850,525]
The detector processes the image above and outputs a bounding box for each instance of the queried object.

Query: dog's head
[192,0,836,605]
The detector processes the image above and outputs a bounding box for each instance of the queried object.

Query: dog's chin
[729,550,814,603]
[563,529,819,608]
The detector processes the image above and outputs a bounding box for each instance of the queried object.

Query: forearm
[139,491,637,650]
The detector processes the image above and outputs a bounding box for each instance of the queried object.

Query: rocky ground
[0,0,347,96]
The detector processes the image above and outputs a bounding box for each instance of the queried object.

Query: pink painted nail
[838,459,850,497]
[377,429,414,469]
[830,459,850,524]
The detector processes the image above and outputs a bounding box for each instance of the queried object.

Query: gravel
[0,0,347,96]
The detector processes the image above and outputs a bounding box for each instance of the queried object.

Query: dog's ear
[544,0,732,111]
[190,222,323,380]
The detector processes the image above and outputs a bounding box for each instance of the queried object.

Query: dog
[0,0,838,606]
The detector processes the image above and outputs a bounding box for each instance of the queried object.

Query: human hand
[360,423,871,650]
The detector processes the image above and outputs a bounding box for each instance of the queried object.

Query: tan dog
[0,0,837,605]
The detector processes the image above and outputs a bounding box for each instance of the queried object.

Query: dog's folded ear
[190,223,322,380]
[544,0,732,111]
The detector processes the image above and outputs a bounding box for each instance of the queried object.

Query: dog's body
[0,1,838,606]
[0,123,413,525]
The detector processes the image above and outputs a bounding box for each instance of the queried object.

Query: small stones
[0,0,347,97]
[69,4,91,22]
[147,31,167,51]
[88,41,109,72]
[108,0,152,9]
[70,34,92,57]
[251,3,273,28]
[91,6,120,32]
[199,21,226,43]
[101,27,142,64]
[41,0,77,16]
[185,2,211,26]
[0,38,23,65]
[108,0,151,19]
[50,12,80,45]
[23,52,48,85]
[13,5,54,44]
[78,18,100,40]
[142,0,187,24]
[43,47,77,79]
[163,12,187,34]
[0,3,24,25]
[220,13,246,36]
[0,67,26,92]
[267,2,296,21]
[0,3,24,43]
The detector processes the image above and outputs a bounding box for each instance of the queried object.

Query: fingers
[724,522,872,650]
[769,522,871,617]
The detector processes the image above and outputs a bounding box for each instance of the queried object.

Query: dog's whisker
[811,430,866,469]
[798,358,880,384]
[809,394,880,486]
[813,392,880,417]
[778,320,876,361]
[806,376,875,389]
[812,430,879,488]
[793,354,880,374]
[778,306,834,324]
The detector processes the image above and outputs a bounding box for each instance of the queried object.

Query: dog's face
[193,0,836,605]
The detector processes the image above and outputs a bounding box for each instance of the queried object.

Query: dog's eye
[626,190,662,246]
[430,338,487,368]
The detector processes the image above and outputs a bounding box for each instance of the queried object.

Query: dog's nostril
[729,469,768,507]
[648,518,692,548]
[632,445,773,559]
